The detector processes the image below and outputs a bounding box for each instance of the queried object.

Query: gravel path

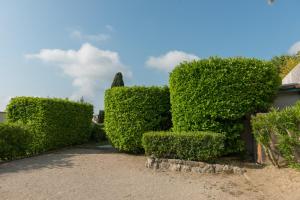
[0,147,299,200]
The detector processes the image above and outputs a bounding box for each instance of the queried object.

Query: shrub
[0,122,32,160]
[142,131,225,161]
[111,72,124,88]
[104,86,171,153]
[97,110,105,124]
[271,53,300,79]
[169,57,280,154]
[252,103,300,168]
[90,123,106,142]
[6,97,93,153]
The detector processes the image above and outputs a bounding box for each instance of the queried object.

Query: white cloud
[146,50,199,72]
[0,96,12,111]
[26,43,132,100]
[70,30,110,43]
[288,41,300,55]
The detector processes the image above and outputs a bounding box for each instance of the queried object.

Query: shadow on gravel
[0,145,117,175]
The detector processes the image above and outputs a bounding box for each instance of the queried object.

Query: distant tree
[80,96,84,103]
[271,52,300,79]
[111,72,124,88]
[97,110,105,124]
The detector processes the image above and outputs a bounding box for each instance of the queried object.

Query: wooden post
[257,143,263,164]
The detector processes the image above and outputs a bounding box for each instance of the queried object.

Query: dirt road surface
[1,147,299,200]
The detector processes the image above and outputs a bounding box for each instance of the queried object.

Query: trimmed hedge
[6,97,93,153]
[142,131,225,161]
[169,57,280,154]
[104,86,171,153]
[252,103,300,168]
[0,122,32,160]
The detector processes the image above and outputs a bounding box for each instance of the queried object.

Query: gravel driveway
[0,147,299,200]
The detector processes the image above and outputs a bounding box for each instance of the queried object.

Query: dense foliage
[252,103,300,168]
[271,53,300,79]
[169,57,280,154]
[105,86,171,153]
[111,72,124,88]
[142,131,225,161]
[90,123,106,142]
[6,97,93,153]
[0,122,32,160]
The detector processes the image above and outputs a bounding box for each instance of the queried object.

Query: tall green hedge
[104,86,171,153]
[6,97,93,153]
[170,57,281,154]
[142,131,224,161]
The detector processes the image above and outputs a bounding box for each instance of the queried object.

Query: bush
[6,97,93,153]
[90,123,106,142]
[142,131,225,161]
[252,103,300,168]
[104,86,171,153]
[271,53,300,79]
[0,122,32,160]
[169,57,280,154]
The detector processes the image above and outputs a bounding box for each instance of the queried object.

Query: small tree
[111,72,124,88]
[271,52,300,79]
[79,96,85,103]
[97,110,105,124]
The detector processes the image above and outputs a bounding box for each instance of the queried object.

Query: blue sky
[1,0,300,112]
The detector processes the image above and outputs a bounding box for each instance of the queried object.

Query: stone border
[146,157,246,175]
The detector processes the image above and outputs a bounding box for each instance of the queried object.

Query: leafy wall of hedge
[6,97,93,153]
[142,131,224,161]
[252,103,300,168]
[104,86,171,153]
[0,122,32,160]
[169,57,281,154]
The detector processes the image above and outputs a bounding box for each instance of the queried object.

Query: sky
[1,0,300,112]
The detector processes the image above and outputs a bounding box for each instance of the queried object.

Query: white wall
[273,91,300,110]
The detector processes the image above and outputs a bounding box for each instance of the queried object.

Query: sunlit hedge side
[169,57,281,154]
[6,97,93,153]
[105,86,171,153]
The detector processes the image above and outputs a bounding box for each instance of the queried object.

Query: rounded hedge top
[169,57,281,131]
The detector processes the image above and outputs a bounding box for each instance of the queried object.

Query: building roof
[282,63,300,85]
